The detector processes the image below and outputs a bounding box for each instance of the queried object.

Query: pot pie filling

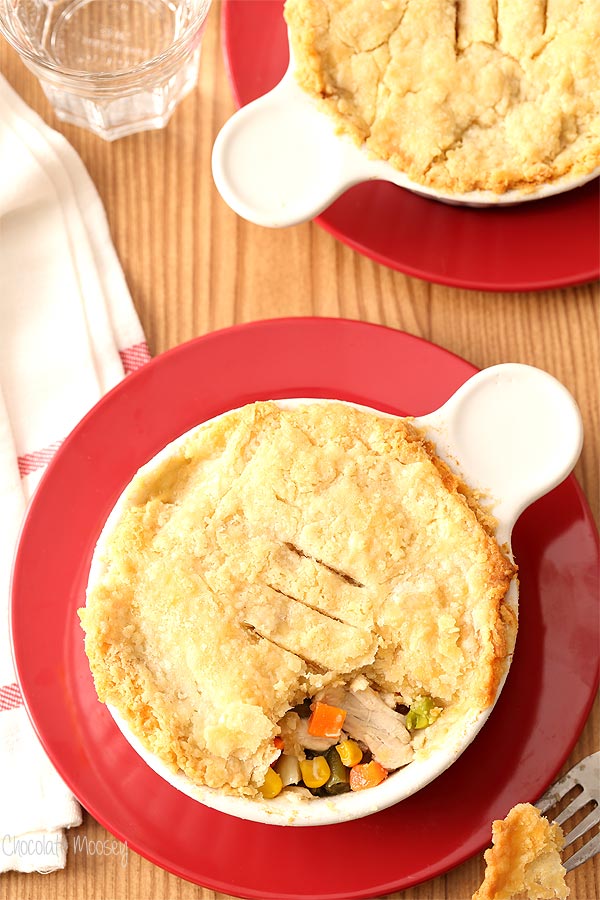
[284,0,600,193]
[80,402,516,799]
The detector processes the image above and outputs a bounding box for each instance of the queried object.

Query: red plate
[11,320,599,898]
[221,1,600,292]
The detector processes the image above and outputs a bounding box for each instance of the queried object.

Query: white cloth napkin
[0,74,151,873]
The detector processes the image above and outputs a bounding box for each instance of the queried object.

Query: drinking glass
[0,0,212,139]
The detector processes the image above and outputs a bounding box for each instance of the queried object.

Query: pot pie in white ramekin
[79,401,516,803]
[284,0,600,194]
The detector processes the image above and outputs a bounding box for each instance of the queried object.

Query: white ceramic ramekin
[212,53,600,228]
[86,363,583,825]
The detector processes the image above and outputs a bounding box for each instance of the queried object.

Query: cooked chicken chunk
[319,680,413,769]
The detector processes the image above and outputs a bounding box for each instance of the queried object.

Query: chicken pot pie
[284,0,600,194]
[80,401,516,799]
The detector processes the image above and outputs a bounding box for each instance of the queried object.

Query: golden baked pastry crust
[284,0,600,193]
[473,803,569,900]
[79,402,516,796]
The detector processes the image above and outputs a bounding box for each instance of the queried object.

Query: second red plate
[11,320,599,898]
[221,1,600,292]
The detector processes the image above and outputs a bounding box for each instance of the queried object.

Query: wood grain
[1,2,598,898]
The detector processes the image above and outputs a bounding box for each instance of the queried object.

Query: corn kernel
[259,766,283,799]
[300,756,331,788]
[336,739,362,768]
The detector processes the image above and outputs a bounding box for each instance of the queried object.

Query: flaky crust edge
[284,0,600,195]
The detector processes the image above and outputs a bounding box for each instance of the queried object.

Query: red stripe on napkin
[0,683,23,711]
[119,341,151,375]
[17,440,63,477]
[16,342,151,479]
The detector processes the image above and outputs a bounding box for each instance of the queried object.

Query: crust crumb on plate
[473,803,569,900]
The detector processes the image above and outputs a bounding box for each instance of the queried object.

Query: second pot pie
[80,402,516,798]
[284,0,600,194]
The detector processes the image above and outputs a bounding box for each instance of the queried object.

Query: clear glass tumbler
[0,0,212,139]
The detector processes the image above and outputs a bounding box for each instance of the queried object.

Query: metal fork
[535,751,600,872]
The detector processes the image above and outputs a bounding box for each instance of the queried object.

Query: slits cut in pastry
[79,401,516,797]
[284,0,600,193]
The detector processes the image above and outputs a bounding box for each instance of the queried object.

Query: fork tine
[531,753,600,873]
[554,791,593,827]
[536,751,600,815]
[536,769,582,815]
[564,832,600,872]
[563,807,600,848]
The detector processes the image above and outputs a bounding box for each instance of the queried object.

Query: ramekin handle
[211,67,372,228]
[414,364,584,544]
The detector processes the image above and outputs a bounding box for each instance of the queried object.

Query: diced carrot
[273,736,284,750]
[307,701,347,739]
[349,760,388,791]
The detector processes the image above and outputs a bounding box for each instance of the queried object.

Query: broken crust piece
[473,803,569,900]
[79,401,516,797]
[284,0,600,194]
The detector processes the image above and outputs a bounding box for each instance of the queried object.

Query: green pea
[406,696,440,730]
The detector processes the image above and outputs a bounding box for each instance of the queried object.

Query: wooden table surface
[1,3,598,899]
